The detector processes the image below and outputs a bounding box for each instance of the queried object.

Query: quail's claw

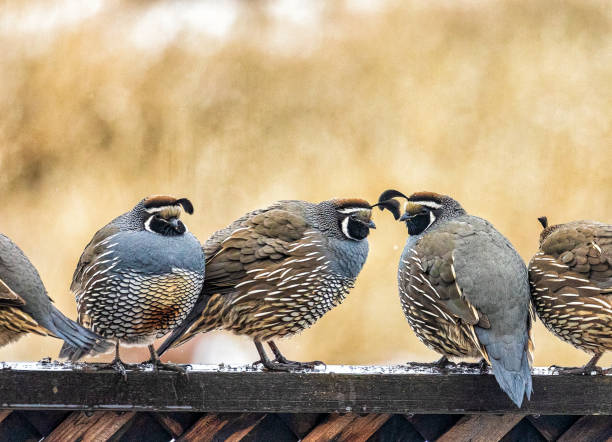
[555,365,603,375]
[259,360,296,372]
[105,359,128,381]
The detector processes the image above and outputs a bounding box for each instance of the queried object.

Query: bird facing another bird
[1,189,609,411]
[157,197,376,371]
[376,189,535,408]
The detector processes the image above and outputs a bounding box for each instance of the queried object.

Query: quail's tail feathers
[48,307,112,361]
[479,330,533,408]
[157,293,212,356]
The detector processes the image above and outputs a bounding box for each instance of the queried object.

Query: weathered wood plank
[178,413,266,442]
[0,363,609,414]
[332,413,391,442]
[154,412,185,438]
[557,416,612,442]
[0,411,11,425]
[437,414,526,442]
[526,415,580,441]
[301,413,356,441]
[44,411,135,442]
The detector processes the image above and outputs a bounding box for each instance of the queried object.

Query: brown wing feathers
[530,221,612,354]
[0,279,50,338]
[0,279,26,306]
[167,206,335,347]
[400,243,490,361]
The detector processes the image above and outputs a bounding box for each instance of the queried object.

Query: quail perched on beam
[529,217,611,374]
[377,190,534,408]
[0,234,111,356]
[158,198,376,371]
[59,196,204,375]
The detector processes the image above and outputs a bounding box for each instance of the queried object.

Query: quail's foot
[267,341,326,370]
[106,358,129,381]
[423,356,456,370]
[553,354,604,375]
[458,358,489,374]
[142,345,188,374]
[552,365,603,375]
[252,359,295,372]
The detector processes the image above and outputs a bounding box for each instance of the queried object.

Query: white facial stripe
[145,205,179,214]
[410,200,442,209]
[144,215,155,232]
[337,207,367,214]
[144,214,188,234]
[341,216,357,240]
[426,211,436,230]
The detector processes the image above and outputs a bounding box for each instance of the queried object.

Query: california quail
[529,217,611,374]
[59,196,205,375]
[157,198,376,371]
[377,190,534,408]
[0,233,111,357]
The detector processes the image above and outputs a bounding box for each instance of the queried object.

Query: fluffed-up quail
[0,233,111,357]
[158,198,376,371]
[377,189,534,408]
[529,217,611,374]
[59,195,204,375]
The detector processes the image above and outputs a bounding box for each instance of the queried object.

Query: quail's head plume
[157,197,376,371]
[59,195,205,375]
[378,189,534,408]
[529,217,611,374]
[0,233,111,358]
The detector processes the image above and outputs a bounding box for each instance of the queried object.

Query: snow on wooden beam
[1,362,610,414]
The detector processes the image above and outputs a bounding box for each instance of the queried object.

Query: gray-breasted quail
[0,233,111,357]
[377,190,534,408]
[529,217,611,374]
[158,198,376,371]
[59,195,205,375]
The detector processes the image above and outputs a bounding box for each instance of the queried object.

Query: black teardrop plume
[370,200,401,220]
[377,189,410,204]
[537,216,548,229]
[176,198,194,214]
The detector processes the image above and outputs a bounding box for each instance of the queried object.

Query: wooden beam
[556,416,612,441]
[0,362,610,414]
[437,414,526,442]
[44,411,135,442]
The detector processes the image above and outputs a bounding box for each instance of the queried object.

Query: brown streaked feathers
[0,278,51,343]
[398,223,495,362]
[529,220,612,357]
[0,279,27,306]
[168,203,339,346]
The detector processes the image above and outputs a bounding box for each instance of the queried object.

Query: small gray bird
[59,196,205,375]
[377,190,534,407]
[158,198,376,370]
[529,217,611,374]
[0,233,110,357]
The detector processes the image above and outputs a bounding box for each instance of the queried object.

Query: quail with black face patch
[377,190,534,408]
[0,234,111,357]
[158,198,376,371]
[59,196,205,375]
[529,217,611,374]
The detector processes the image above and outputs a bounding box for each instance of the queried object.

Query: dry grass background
[0,0,610,367]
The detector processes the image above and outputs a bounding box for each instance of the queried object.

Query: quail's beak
[368,220,376,229]
[399,213,409,222]
[168,217,181,229]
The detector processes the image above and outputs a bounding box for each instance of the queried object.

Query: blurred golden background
[0,0,610,367]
